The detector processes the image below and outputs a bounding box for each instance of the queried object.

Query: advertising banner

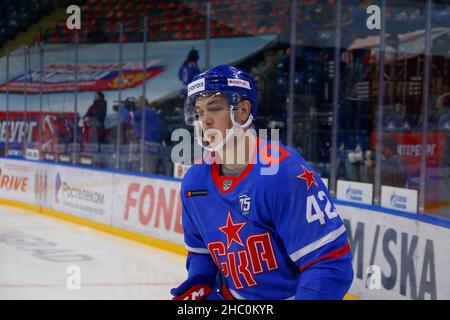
[370,132,448,167]
[337,180,373,205]
[50,166,113,225]
[0,61,165,93]
[0,159,36,205]
[381,185,418,213]
[111,173,183,245]
[0,111,76,152]
[339,205,450,300]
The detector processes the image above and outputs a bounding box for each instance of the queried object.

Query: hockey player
[171,65,353,300]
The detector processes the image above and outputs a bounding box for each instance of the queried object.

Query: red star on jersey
[296,165,318,191]
[219,211,246,249]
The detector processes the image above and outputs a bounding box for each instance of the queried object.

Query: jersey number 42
[306,191,339,225]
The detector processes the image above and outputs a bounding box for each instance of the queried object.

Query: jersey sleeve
[180,184,209,255]
[271,156,353,299]
[272,155,353,275]
[180,178,219,279]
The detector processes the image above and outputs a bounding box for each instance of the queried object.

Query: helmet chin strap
[194,108,254,153]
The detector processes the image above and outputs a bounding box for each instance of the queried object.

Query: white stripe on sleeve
[230,289,295,300]
[289,224,346,263]
[185,245,210,254]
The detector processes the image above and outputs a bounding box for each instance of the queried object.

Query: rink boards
[0,157,448,300]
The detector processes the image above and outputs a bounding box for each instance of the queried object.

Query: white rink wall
[0,158,184,246]
[338,204,449,300]
[0,158,448,300]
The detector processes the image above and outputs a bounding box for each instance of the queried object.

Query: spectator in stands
[133,96,163,174]
[254,2,271,15]
[0,26,6,46]
[384,102,414,132]
[251,50,277,114]
[342,6,367,44]
[56,114,74,145]
[101,97,133,148]
[83,91,107,144]
[276,48,290,74]
[274,47,292,114]
[7,18,19,39]
[363,135,408,188]
[417,93,450,131]
[149,101,172,176]
[178,48,201,95]
[437,93,450,131]
[299,13,318,46]
[434,5,450,28]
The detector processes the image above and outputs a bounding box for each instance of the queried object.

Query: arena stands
[42,0,289,43]
[0,0,53,48]
[35,0,450,47]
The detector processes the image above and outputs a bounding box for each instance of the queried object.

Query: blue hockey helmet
[184,65,258,126]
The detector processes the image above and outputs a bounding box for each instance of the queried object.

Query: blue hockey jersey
[180,140,353,300]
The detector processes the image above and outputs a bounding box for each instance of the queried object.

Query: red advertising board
[370,132,448,167]
[0,111,76,151]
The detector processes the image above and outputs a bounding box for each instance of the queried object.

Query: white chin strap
[194,108,253,153]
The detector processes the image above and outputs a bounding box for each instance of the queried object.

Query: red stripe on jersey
[299,242,351,272]
[210,137,291,193]
[221,284,234,300]
[211,162,254,194]
[211,139,260,193]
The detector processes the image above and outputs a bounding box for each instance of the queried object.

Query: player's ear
[238,100,251,125]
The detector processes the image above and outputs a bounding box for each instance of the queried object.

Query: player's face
[195,94,232,146]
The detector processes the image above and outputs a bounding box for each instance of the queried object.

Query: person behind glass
[363,135,408,188]
[436,93,450,167]
[178,48,201,96]
[83,91,107,144]
[56,113,73,146]
[384,102,414,132]
[133,96,162,174]
[437,93,450,131]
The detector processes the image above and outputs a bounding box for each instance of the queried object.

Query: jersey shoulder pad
[181,163,210,189]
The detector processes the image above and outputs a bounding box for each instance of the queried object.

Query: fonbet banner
[111,174,183,245]
[339,205,450,300]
